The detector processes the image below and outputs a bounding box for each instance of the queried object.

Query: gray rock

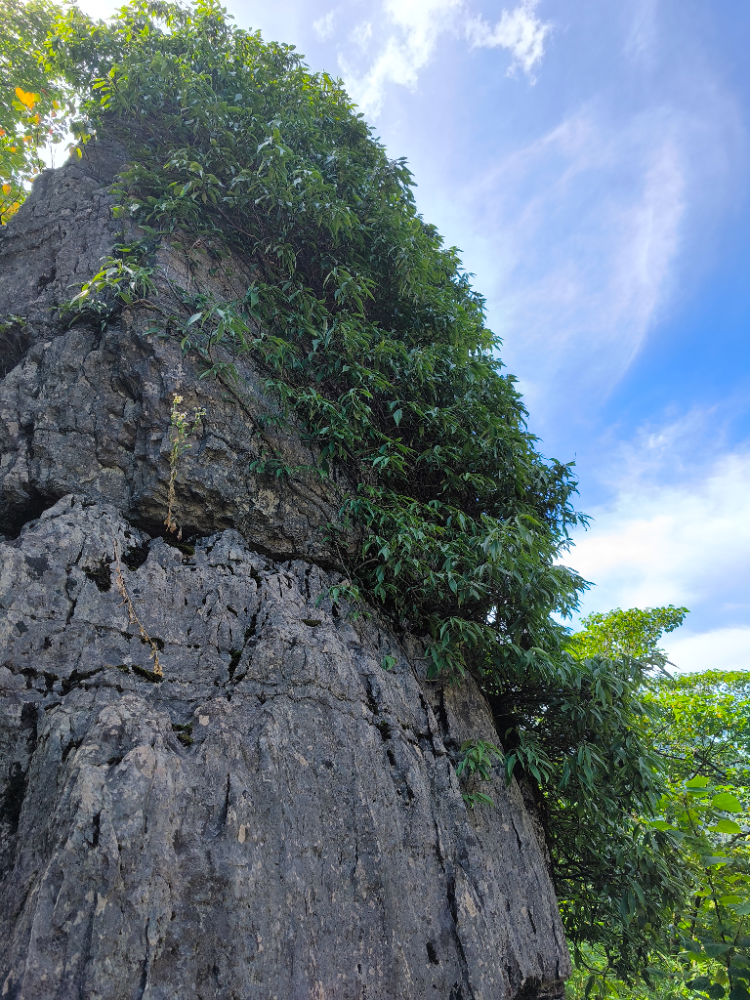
[0,143,347,560]
[0,497,568,999]
[0,140,126,354]
[0,147,570,998]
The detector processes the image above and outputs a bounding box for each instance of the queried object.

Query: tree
[488,607,692,979]
[565,617,750,1000]
[644,671,750,1000]
[0,0,73,222]
[568,605,689,668]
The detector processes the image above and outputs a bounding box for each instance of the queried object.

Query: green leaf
[713,819,743,834]
[712,793,744,813]
[703,943,732,958]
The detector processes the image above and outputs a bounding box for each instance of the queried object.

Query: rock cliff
[0,145,570,999]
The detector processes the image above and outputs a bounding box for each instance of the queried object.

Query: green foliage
[567,945,696,1000]
[47,0,586,687]
[456,739,504,809]
[480,607,691,976]
[646,672,750,1000]
[500,652,687,977]
[569,605,689,668]
[0,0,75,222]
[568,669,750,1000]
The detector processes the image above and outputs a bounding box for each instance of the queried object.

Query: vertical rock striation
[0,147,570,999]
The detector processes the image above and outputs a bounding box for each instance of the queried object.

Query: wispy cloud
[624,0,659,59]
[340,0,462,114]
[351,20,373,50]
[313,8,337,40]
[436,98,739,419]
[567,449,750,624]
[339,0,548,115]
[465,0,550,79]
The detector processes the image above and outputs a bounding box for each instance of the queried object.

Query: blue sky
[76,0,750,671]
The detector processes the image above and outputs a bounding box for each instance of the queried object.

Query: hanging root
[113,539,164,677]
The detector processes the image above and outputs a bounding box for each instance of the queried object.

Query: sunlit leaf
[14,87,38,109]
[713,819,743,834]
[712,793,744,813]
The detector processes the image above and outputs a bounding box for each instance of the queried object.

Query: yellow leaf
[14,88,38,110]
[2,185,10,195]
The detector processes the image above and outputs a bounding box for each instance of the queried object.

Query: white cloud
[567,450,750,619]
[340,0,463,115]
[666,627,750,674]
[351,21,373,50]
[466,0,550,79]
[314,8,337,40]
[599,406,736,489]
[441,103,705,416]
[340,0,547,116]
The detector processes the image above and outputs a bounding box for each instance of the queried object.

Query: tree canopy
[566,642,750,1000]
[569,605,689,668]
[0,0,73,221]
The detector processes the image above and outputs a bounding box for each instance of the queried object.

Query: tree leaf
[713,819,743,834]
[712,793,743,813]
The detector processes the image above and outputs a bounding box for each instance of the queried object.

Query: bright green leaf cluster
[568,668,750,999]
[569,605,689,669]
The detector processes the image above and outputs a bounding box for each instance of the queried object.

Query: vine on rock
[165,393,206,537]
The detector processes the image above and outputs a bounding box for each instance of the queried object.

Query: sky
[72,0,750,673]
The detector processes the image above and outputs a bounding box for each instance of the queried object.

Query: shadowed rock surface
[0,147,570,999]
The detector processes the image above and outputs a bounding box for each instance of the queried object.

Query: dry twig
[113,539,163,676]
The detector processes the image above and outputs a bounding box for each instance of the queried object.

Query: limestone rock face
[0,141,343,560]
[0,147,570,999]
